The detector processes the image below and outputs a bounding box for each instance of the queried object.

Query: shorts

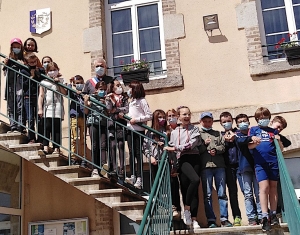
[255,162,279,182]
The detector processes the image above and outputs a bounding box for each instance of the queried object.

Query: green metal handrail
[275,139,300,235]
[0,53,173,234]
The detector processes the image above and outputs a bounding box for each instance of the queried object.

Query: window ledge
[250,59,300,76]
[143,74,183,91]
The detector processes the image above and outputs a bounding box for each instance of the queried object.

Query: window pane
[261,0,285,10]
[0,154,21,209]
[137,4,159,28]
[113,33,133,57]
[265,34,286,60]
[262,9,288,34]
[140,52,163,75]
[111,9,132,33]
[0,214,21,235]
[293,0,300,4]
[108,0,130,4]
[294,5,300,29]
[113,56,133,75]
[139,28,161,52]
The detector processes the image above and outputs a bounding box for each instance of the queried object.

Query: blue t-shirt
[248,126,278,165]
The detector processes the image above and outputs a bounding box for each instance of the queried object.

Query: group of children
[163,106,290,232]
[3,37,290,232]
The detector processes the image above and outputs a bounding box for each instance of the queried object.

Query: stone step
[9,143,42,159]
[29,154,68,168]
[48,165,91,180]
[0,132,27,147]
[89,189,124,206]
[67,177,109,192]
[112,201,145,222]
[170,223,289,235]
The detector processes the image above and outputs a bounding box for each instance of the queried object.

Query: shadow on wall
[208,35,228,44]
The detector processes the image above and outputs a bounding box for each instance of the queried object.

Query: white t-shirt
[127,98,152,131]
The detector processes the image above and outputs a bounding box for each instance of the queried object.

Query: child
[143,109,167,180]
[164,106,201,229]
[84,81,108,177]
[219,111,243,226]
[248,107,279,232]
[125,81,152,189]
[68,75,87,166]
[38,62,66,155]
[3,38,24,133]
[23,38,43,68]
[42,56,53,70]
[106,79,129,178]
[199,112,232,228]
[235,113,262,225]
[20,52,45,143]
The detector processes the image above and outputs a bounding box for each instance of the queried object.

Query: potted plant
[120,59,150,85]
[275,33,300,60]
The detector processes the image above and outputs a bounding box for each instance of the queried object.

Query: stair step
[89,189,124,206]
[170,223,289,234]
[48,165,91,180]
[9,143,42,159]
[29,154,68,168]
[0,132,27,146]
[112,201,145,222]
[67,177,107,192]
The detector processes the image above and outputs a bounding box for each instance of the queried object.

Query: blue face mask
[258,119,270,127]
[98,90,106,97]
[13,48,21,54]
[202,127,212,131]
[238,122,249,131]
[76,84,84,91]
[222,122,232,130]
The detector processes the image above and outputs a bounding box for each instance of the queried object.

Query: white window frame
[257,0,300,62]
[105,0,167,80]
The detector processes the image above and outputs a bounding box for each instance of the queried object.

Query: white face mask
[48,70,59,78]
[13,48,21,54]
[95,66,105,77]
[115,87,123,95]
[76,84,84,91]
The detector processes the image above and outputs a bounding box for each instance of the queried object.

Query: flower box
[284,46,300,60]
[121,68,150,85]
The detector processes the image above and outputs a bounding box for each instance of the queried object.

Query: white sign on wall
[30,8,51,34]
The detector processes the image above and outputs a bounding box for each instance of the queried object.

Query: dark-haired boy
[199,112,232,228]
[235,113,262,225]
[219,111,243,226]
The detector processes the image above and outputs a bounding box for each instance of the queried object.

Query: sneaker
[221,220,233,227]
[125,175,136,185]
[172,205,180,220]
[233,216,242,226]
[261,217,271,232]
[208,221,217,228]
[134,177,142,189]
[100,163,109,177]
[38,149,48,156]
[192,220,201,229]
[248,218,257,226]
[7,130,12,133]
[183,210,192,226]
[270,214,279,226]
[13,130,19,133]
[91,169,100,178]
[80,160,87,168]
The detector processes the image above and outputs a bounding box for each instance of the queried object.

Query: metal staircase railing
[0,53,172,234]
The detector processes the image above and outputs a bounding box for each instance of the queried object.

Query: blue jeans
[242,171,262,220]
[201,168,228,222]
[24,97,37,141]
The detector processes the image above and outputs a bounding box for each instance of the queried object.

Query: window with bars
[259,0,300,59]
[105,0,166,77]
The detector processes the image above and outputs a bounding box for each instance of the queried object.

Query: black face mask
[29,65,36,70]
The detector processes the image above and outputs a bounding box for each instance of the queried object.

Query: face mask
[43,63,48,69]
[76,84,84,91]
[95,66,105,77]
[127,89,132,98]
[98,90,106,97]
[168,117,177,124]
[202,127,212,131]
[158,118,166,126]
[222,122,232,130]
[258,119,270,127]
[238,122,249,131]
[115,87,123,95]
[12,48,21,54]
[48,70,59,78]
[29,65,36,70]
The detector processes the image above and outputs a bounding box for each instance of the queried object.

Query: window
[105,0,166,77]
[258,0,300,59]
